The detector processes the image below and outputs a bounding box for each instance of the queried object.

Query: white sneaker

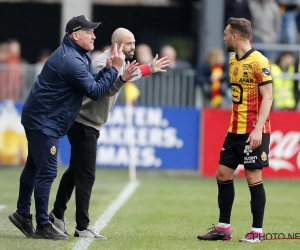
[49,211,70,236]
[74,226,107,239]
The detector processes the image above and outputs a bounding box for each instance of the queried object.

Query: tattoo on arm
[149,61,155,73]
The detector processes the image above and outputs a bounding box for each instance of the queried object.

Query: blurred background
[0,0,299,179]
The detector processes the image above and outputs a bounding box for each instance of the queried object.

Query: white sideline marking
[72,180,140,250]
[0,205,6,211]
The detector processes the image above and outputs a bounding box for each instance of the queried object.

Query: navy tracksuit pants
[17,128,59,227]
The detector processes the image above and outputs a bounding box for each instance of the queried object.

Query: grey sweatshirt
[248,0,281,44]
[75,49,143,130]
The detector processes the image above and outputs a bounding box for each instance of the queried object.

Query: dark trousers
[17,128,59,227]
[52,122,99,229]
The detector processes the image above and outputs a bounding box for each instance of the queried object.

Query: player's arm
[247,83,273,150]
[256,83,273,130]
[246,57,273,149]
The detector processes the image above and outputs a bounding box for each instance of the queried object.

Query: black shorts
[219,132,270,170]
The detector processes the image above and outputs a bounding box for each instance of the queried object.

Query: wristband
[119,75,127,83]
[139,64,151,76]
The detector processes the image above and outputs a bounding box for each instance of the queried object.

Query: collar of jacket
[63,35,89,55]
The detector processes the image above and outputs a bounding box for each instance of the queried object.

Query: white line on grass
[0,205,6,211]
[72,180,140,250]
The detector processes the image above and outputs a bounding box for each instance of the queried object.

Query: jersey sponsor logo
[244,145,257,163]
[50,146,57,155]
[262,67,270,76]
[244,155,257,164]
[244,145,253,156]
[231,83,243,104]
[239,78,254,83]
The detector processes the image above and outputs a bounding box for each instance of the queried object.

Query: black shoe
[8,211,35,237]
[197,225,232,241]
[33,223,68,240]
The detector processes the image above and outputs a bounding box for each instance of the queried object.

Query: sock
[216,223,231,232]
[217,179,234,224]
[251,227,263,233]
[217,223,230,228]
[249,181,266,228]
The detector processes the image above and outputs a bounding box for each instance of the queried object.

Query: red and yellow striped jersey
[228,49,272,134]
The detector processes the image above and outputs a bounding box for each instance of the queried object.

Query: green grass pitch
[0,167,299,250]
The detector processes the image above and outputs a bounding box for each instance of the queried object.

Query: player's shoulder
[249,50,270,64]
[229,53,236,62]
[228,54,236,67]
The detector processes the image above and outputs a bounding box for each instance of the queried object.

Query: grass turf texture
[0,167,299,250]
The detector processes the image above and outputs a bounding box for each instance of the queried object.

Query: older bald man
[49,27,169,239]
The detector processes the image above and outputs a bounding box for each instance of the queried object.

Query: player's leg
[197,132,239,241]
[239,134,270,243]
[216,164,235,228]
[238,168,265,243]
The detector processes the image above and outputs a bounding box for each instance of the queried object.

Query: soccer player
[197,17,273,243]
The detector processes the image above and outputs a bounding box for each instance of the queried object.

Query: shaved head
[111,28,134,44]
[111,27,136,59]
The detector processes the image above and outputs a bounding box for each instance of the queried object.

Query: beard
[226,44,234,52]
[123,50,134,60]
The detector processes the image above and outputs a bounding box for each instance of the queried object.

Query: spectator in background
[2,39,24,100]
[135,43,153,64]
[248,0,281,60]
[160,45,192,70]
[271,51,299,110]
[35,49,51,78]
[195,48,230,108]
[0,42,9,100]
[224,0,252,28]
[0,42,9,63]
[277,0,299,45]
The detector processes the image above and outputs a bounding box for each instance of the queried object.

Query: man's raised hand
[121,60,139,82]
[151,54,170,72]
[111,43,125,71]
